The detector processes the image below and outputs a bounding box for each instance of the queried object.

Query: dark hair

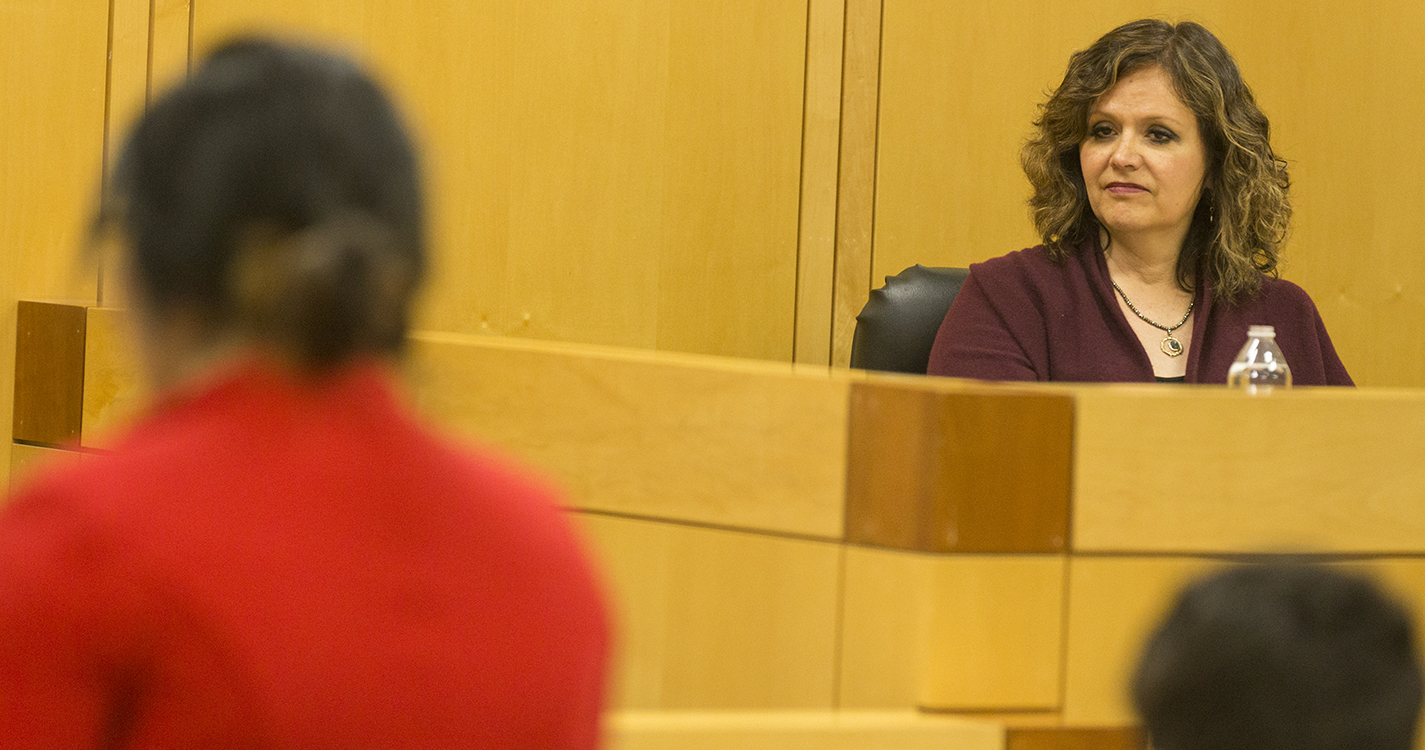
[1134,563,1422,750]
[101,37,425,368]
[1022,19,1290,302]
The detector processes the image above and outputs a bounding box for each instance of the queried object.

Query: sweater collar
[1085,235,1212,383]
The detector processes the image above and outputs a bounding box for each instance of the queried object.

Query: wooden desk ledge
[605,710,1004,750]
[606,711,1143,750]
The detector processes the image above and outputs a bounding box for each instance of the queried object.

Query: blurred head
[1022,19,1290,301]
[1134,563,1422,750]
[99,37,425,374]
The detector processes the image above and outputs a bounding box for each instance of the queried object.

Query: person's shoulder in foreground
[0,33,609,749]
[0,361,610,748]
[1135,561,1421,750]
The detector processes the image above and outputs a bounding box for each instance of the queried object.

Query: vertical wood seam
[791,0,813,363]
[830,0,883,368]
[99,0,117,307]
[794,0,846,366]
[145,0,156,103]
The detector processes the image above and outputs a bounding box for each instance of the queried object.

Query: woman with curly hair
[927,19,1351,384]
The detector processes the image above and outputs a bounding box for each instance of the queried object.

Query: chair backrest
[849,264,969,374]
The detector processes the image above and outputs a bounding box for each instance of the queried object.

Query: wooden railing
[24,300,1425,747]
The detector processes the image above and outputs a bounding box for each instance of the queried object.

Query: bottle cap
[1248,325,1275,337]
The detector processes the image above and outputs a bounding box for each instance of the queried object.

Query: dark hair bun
[105,37,425,368]
[230,213,416,367]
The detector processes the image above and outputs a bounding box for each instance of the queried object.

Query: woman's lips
[1106,182,1148,194]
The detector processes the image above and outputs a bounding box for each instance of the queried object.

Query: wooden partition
[20,302,1425,747]
[184,1,813,363]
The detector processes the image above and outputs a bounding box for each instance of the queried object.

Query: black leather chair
[849,265,969,374]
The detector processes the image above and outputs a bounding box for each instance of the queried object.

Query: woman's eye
[1089,124,1115,139]
[1147,127,1178,143]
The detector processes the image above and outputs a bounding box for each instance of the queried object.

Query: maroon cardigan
[927,239,1353,385]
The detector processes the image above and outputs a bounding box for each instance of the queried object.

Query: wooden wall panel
[793,0,846,366]
[845,379,1073,553]
[12,302,87,447]
[407,331,852,538]
[1006,727,1144,750]
[80,307,146,449]
[1063,557,1425,726]
[8,443,78,496]
[107,0,150,173]
[840,546,935,708]
[576,513,842,710]
[830,0,884,367]
[0,2,106,487]
[840,549,1067,712]
[874,0,1425,387]
[1061,557,1218,724]
[1073,387,1425,554]
[192,1,807,363]
[919,555,1066,711]
[607,710,1005,750]
[151,0,193,94]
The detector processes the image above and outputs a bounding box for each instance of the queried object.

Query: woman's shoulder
[970,243,1074,275]
[1257,275,1317,300]
[1238,275,1324,315]
[965,242,1093,293]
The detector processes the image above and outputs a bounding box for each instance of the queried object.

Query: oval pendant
[1161,336,1184,357]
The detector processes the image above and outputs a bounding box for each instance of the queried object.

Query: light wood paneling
[841,548,1067,711]
[80,307,146,449]
[8,443,79,496]
[840,546,936,708]
[0,2,106,485]
[13,302,88,447]
[1061,557,1219,724]
[830,0,884,367]
[75,317,853,534]
[151,0,192,94]
[873,0,1425,386]
[1231,2,1425,389]
[1006,727,1144,750]
[1072,386,1425,554]
[607,711,1005,750]
[793,0,846,366]
[919,555,1066,710]
[845,378,1073,553]
[407,331,852,538]
[575,513,842,710]
[1063,557,1425,726]
[108,0,150,173]
[193,1,807,363]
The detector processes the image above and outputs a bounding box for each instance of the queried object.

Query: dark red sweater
[928,239,1352,385]
[0,361,609,749]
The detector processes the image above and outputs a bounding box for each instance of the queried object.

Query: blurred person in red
[0,37,609,748]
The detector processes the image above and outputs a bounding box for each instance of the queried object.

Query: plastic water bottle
[1227,325,1292,392]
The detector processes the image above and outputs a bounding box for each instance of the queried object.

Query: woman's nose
[1110,136,1141,169]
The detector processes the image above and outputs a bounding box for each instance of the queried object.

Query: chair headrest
[850,264,969,374]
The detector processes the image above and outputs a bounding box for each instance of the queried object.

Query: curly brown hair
[1022,19,1289,302]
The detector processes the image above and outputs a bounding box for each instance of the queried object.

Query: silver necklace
[1110,279,1193,357]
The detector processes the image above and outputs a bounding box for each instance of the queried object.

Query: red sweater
[927,240,1353,385]
[0,361,609,749]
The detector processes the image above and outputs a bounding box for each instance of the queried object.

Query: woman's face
[1079,65,1207,249]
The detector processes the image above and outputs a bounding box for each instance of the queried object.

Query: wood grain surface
[845,379,1074,553]
[12,302,88,447]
